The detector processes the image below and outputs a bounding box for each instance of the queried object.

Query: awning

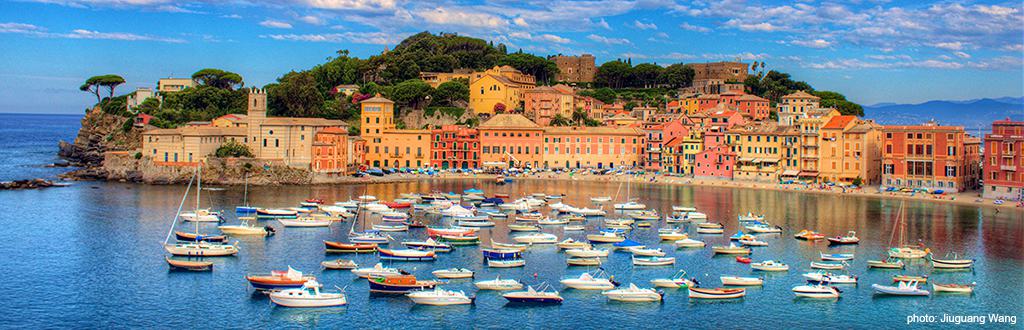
[798,171,819,177]
[761,158,780,163]
[781,170,800,176]
[752,158,762,163]
[738,157,755,163]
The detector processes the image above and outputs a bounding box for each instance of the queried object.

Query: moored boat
[794,229,826,240]
[712,244,751,255]
[827,231,860,245]
[565,246,610,258]
[367,273,441,294]
[269,280,347,308]
[893,275,928,283]
[802,271,858,284]
[820,253,855,261]
[932,282,975,294]
[688,287,746,299]
[720,276,763,286]
[279,217,332,227]
[872,280,929,296]
[567,257,603,266]
[751,260,789,272]
[513,232,558,244]
[792,284,841,299]
[475,276,523,290]
[810,262,846,270]
[321,259,358,270]
[867,257,905,269]
[674,238,706,248]
[165,257,213,271]
[930,253,974,269]
[378,248,436,261]
[560,270,618,290]
[432,268,474,279]
[650,270,696,289]
[402,238,453,252]
[164,241,238,257]
[602,283,663,302]
[174,231,226,243]
[350,263,400,279]
[323,241,378,253]
[503,284,564,304]
[556,238,590,249]
[247,267,316,291]
[406,287,474,306]
[487,259,526,268]
[632,256,675,266]
[587,231,625,243]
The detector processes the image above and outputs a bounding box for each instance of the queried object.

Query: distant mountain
[864,97,1024,130]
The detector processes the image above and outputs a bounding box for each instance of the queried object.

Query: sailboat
[347,186,390,244]
[163,165,238,258]
[180,166,223,222]
[887,203,929,259]
[612,178,646,210]
[235,172,257,214]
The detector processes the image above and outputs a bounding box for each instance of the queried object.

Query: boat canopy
[614,239,643,248]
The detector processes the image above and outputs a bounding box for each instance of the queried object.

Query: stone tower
[246,88,267,157]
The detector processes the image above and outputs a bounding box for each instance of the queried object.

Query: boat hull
[503,295,563,304]
[931,259,974,269]
[688,288,746,299]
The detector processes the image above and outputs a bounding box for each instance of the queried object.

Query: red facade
[881,123,981,192]
[431,125,481,169]
[694,130,735,179]
[982,119,1024,199]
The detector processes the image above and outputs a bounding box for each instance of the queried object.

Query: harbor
[2,177,1020,328]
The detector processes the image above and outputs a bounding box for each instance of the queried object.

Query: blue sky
[1,0,1021,114]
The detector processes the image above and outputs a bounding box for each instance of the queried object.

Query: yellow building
[603,113,641,127]
[377,129,431,169]
[158,78,195,92]
[542,126,644,169]
[468,66,536,115]
[143,126,245,164]
[419,69,472,88]
[820,116,883,185]
[796,108,841,181]
[680,95,701,115]
[728,122,791,182]
[211,114,248,128]
[778,90,820,126]
[359,94,396,167]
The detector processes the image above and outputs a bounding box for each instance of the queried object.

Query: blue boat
[235,206,257,214]
[482,197,505,205]
[464,188,484,194]
[599,228,626,234]
[613,239,643,249]
[482,248,522,260]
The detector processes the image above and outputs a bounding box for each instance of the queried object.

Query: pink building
[697,94,720,112]
[524,84,574,126]
[694,130,735,179]
[643,119,690,171]
[702,106,746,130]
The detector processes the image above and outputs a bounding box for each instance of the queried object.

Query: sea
[0,113,1021,329]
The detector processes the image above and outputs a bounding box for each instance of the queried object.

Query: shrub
[215,140,253,158]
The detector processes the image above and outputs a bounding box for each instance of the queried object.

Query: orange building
[523,84,575,126]
[881,121,981,192]
[312,127,351,174]
[431,125,480,169]
[819,116,884,185]
[543,126,644,169]
[479,114,545,168]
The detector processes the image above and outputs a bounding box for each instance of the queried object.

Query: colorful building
[312,127,354,174]
[694,129,735,180]
[142,126,245,165]
[431,125,480,169]
[550,54,596,83]
[419,69,472,88]
[778,91,820,127]
[543,126,644,169]
[982,119,1024,199]
[212,114,248,128]
[728,122,790,182]
[796,108,841,181]
[643,120,689,171]
[881,121,982,192]
[819,116,884,185]
[468,66,537,115]
[359,94,396,167]
[664,128,703,175]
[378,129,430,169]
[479,114,544,168]
[157,77,195,92]
[523,84,575,126]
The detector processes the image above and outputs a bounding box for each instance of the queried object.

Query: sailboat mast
[195,164,201,235]
[163,169,197,245]
[243,172,249,207]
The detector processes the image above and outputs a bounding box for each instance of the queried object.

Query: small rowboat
[269,280,347,308]
[867,257,905,269]
[367,274,441,294]
[751,260,789,272]
[513,232,558,244]
[166,257,213,271]
[426,227,477,237]
[794,230,826,240]
[402,238,453,252]
[931,253,974,269]
[587,232,625,243]
[564,225,585,231]
[792,284,841,299]
[628,247,666,257]
[508,224,542,232]
[810,262,845,270]
[432,268,474,279]
[556,238,590,250]
[378,248,436,261]
[736,256,752,264]
[827,231,860,245]
[739,239,768,246]
[323,241,378,253]
[820,253,854,261]
[174,231,226,243]
[482,248,523,260]
[688,287,746,299]
[696,227,724,234]
[712,244,751,255]
[565,247,610,258]
[697,222,724,229]
[321,259,358,270]
[382,201,411,209]
[438,235,480,246]
[515,213,545,222]
[632,256,675,266]
[488,259,526,268]
[537,218,569,225]
[489,240,529,252]
[567,257,603,266]
[658,229,688,241]
[279,218,332,227]
[674,238,705,248]
[872,280,929,296]
[372,223,409,232]
[745,224,783,233]
[932,282,975,294]
[257,208,298,218]
[721,276,763,286]
[893,275,928,283]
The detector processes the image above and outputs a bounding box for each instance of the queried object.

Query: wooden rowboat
[174,231,226,243]
[688,287,746,299]
[893,275,928,283]
[932,282,975,294]
[323,241,378,253]
[321,259,358,270]
[166,257,213,271]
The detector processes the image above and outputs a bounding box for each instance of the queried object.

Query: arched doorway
[461,162,468,169]
[441,161,449,169]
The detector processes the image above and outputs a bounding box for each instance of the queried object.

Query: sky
[0,0,1022,114]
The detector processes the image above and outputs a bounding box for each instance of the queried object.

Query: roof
[262,117,346,127]
[698,94,720,100]
[543,126,643,136]
[823,115,857,130]
[731,122,787,135]
[215,114,248,122]
[783,90,820,100]
[605,113,637,121]
[361,94,394,104]
[142,126,246,137]
[667,101,680,107]
[479,114,541,129]
[318,127,348,134]
[737,94,768,101]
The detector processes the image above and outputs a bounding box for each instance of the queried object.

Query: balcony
[1002,165,1017,171]
[1003,152,1015,158]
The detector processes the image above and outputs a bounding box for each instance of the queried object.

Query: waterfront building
[143,126,245,165]
[694,129,735,180]
[728,122,790,182]
[819,116,884,185]
[550,54,596,83]
[479,114,544,168]
[359,94,396,167]
[468,66,537,115]
[643,119,689,171]
[664,128,704,175]
[157,77,195,92]
[523,84,575,126]
[312,127,354,174]
[431,125,480,169]
[795,108,841,182]
[543,126,643,169]
[881,121,982,192]
[245,89,346,168]
[982,119,1024,199]
[378,129,430,169]
[778,91,820,126]
[419,69,473,88]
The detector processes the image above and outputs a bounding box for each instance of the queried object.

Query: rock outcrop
[0,178,61,190]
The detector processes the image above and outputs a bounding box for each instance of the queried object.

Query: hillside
[864,98,1024,129]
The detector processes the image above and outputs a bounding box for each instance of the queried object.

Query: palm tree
[571,108,588,126]
[549,114,571,126]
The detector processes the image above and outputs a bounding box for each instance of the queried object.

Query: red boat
[736,256,752,264]
[304,199,324,204]
[246,267,316,291]
[383,201,412,209]
[426,227,477,237]
[174,231,227,243]
[494,193,511,198]
[323,241,378,253]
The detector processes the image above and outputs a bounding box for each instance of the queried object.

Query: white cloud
[0,22,184,43]
[298,15,325,25]
[632,20,657,30]
[587,34,630,45]
[594,18,610,30]
[260,19,293,29]
[513,17,528,27]
[974,5,1018,16]
[156,5,201,14]
[727,20,777,32]
[679,22,710,33]
[1002,44,1024,52]
[932,41,964,50]
[791,39,833,48]
[509,31,570,44]
[263,31,405,45]
[416,7,506,29]
[302,0,397,12]
[221,14,242,19]
[702,52,769,61]
[953,51,971,59]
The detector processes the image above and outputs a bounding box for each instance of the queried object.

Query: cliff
[58,107,138,168]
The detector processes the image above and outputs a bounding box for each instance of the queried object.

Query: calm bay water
[0,114,1021,328]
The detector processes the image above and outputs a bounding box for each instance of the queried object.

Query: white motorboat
[457,220,495,227]
[537,218,569,225]
[696,227,724,234]
[590,196,612,204]
[269,280,347,307]
[503,284,564,304]
[792,284,841,299]
[321,259,358,270]
[432,268,474,279]
[564,225,586,231]
[872,280,929,296]
[513,232,558,244]
[672,206,696,212]
[372,223,409,232]
[556,238,590,250]
[932,282,975,294]
[613,201,646,210]
[658,229,688,241]
[560,271,617,290]
[587,232,625,243]
[628,247,666,257]
[745,224,783,233]
[712,244,751,255]
[737,212,764,222]
[380,211,409,222]
[574,208,607,217]
[407,287,474,306]
[487,259,526,268]
[181,209,222,222]
[279,217,332,227]
[218,218,274,236]
[602,283,663,302]
[739,238,768,246]
[350,263,400,278]
[674,238,706,248]
[810,262,846,270]
[565,246,610,258]
[802,272,858,284]
[751,260,789,272]
[628,210,659,221]
[820,253,855,261]
[650,270,696,288]
[720,276,763,286]
[632,256,675,266]
[357,195,377,202]
[474,276,523,291]
[164,241,238,257]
